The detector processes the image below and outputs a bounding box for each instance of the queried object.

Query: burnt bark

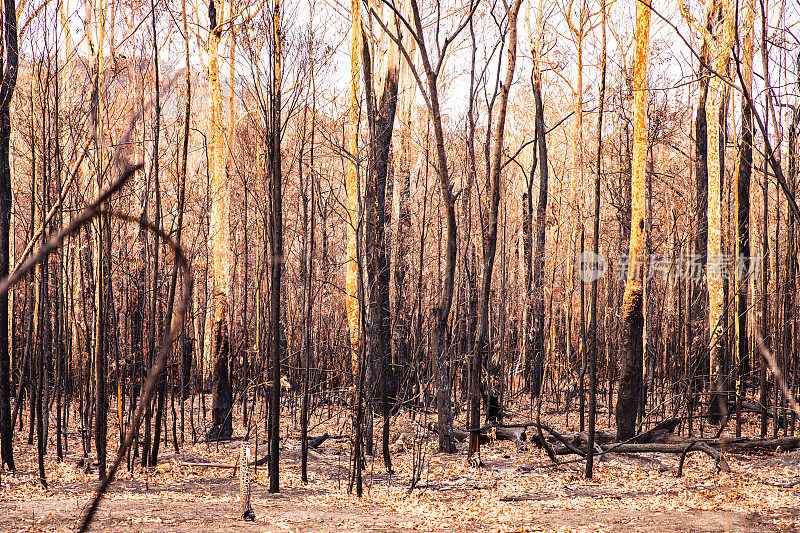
[530,31,548,397]
[469,0,522,460]
[268,0,283,493]
[0,0,17,471]
[362,29,399,472]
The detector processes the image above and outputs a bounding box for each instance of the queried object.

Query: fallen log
[250,455,269,467]
[174,461,236,468]
[553,441,731,474]
[567,430,617,447]
[567,432,609,461]
[557,436,800,456]
[528,423,586,457]
[309,433,329,449]
[428,421,534,446]
[426,422,487,443]
[708,436,800,452]
[499,495,539,502]
[601,443,713,453]
[759,477,800,488]
[495,426,527,442]
[466,422,586,457]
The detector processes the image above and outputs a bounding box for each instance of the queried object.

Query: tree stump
[239,443,255,520]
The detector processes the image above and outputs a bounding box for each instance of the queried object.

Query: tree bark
[403,0,465,455]
[148,0,165,465]
[703,0,734,424]
[207,0,233,441]
[616,0,650,442]
[468,0,523,460]
[527,0,548,398]
[345,0,362,378]
[363,5,401,472]
[735,0,756,436]
[90,0,108,479]
[268,0,283,493]
[586,0,606,479]
[300,14,317,486]
[392,24,416,400]
[0,0,18,472]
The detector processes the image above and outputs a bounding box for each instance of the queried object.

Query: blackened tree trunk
[148,0,165,465]
[0,0,17,472]
[686,34,710,437]
[403,0,467,455]
[616,0,650,442]
[784,106,799,426]
[586,0,606,479]
[530,8,548,397]
[393,31,415,401]
[735,0,756,436]
[36,248,48,488]
[468,0,523,460]
[90,18,108,480]
[361,31,378,459]
[363,9,400,473]
[268,0,283,494]
[176,0,191,445]
[300,77,315,484]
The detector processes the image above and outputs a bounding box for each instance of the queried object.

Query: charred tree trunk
[148,0,165,465]
[468,0,522,460]
[207,0,233,442]
[90,12,108,479]
[0,0,18,472]
[268,0,283,493]
[363,7,400,472]
[688,37,710,437]
[529,4,548,397]
[616,0,650,442]
[735,0,756,436]
[393,29,415,400]
[403,0,462,455]
[586,0,606,479]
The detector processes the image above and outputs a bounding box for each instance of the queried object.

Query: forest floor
[2,398,800,532]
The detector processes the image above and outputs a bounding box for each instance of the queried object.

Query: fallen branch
[465,422,587,458]
[426,422,484,443]
[174,461,237,469]
[551,440,731,475]
[710,436,800,452]
[535,400,556,462]
[309,433,329,449]
[558,436,800,456]
[499,495,539,502]
[251,455,269,467]
[494,426,527,442]
[760,477,800,489]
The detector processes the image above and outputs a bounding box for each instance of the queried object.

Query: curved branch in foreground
[0,164,140,296]
[0,162,193,533]
[76,208,192,533]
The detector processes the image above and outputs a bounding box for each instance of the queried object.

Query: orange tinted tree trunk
[615,0,650,442]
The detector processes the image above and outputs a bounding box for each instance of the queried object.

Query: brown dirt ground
[1,401,799,532]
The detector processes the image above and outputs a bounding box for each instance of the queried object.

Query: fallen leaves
[2,401,800,532]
